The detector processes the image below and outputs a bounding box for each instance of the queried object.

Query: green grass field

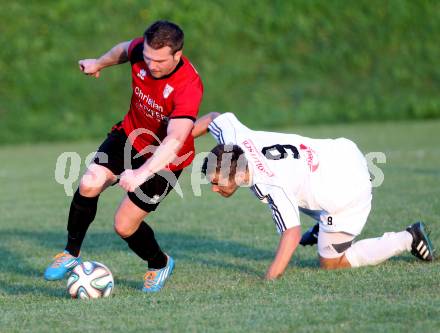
[1,120,439,332]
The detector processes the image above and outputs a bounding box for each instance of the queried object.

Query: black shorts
[93,123,182,212]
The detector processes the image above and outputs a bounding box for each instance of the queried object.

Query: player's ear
[173,50,183,61]
[234,170,247,186]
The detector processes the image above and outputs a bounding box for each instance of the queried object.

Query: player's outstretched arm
[265,226,301,280]
[119,118,194,192]
[78,41,131,78]
[192,112,221,138]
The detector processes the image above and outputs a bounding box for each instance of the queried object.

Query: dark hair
[202,144,247,181]
[143,20,184,54]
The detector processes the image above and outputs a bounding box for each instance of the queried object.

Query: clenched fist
[78,59,102,78]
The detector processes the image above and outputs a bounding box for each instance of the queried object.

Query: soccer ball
[67,261,114,299]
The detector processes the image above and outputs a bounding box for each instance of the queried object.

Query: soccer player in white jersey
[192,112,435,280]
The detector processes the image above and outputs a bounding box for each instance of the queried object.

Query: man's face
[142,42,182,78]
[208,172,239,198]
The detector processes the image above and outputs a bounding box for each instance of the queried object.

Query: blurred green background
[1,0,439,144]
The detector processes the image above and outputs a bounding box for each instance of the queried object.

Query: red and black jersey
[121,37,203,171]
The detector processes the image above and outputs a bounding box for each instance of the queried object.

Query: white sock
[345,231,413,267]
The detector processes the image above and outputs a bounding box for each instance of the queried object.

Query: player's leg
[318,231,354,269]
[319,222,434,269]
[44,126,124,280]
[317,185,409,269]
[298,208,320,246]
[320,189,434,267]
[317,202,412,269]
[300,223,319,246]
[114,196,167,269]
[65,164,117,256]
[115,169,182,292]
[344,222,434,267]
[318,138,434,268]
[44,164,117,280]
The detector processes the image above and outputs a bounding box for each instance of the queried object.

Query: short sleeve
[208,113,246,145]
[127,37,143,62]
[250,184,300,234]
[170,77,203,121]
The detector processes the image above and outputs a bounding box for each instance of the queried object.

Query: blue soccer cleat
[142,255,174,293]
[44,251,82,281]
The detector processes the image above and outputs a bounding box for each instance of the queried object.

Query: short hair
[143,20,184,54]
[202,144,248,181]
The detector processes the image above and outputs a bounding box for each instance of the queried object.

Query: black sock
[65,189,99,257]
[122,222,167,269]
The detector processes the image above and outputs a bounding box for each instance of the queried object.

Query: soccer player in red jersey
[44,20,203,292]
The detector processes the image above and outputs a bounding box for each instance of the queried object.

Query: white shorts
[312,138,373,235]
[318,189,372,236]
[318,230,355,259]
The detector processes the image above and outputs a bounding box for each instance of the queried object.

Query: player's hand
[78,59,102,78]
[118,169,149,192]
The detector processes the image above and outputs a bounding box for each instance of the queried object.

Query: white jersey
[208,113,372,235]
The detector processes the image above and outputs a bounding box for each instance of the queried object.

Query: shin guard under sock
[122,222,167,269]
[345,231,412,267]
[65,189,99,257]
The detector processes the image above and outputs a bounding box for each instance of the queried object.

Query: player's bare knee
[114,224,130,238]
[319,258,334,270]
[113,211,136,238]
[114,217,130,238]
[320,261,339,270]
[78,178,100,197]
[319,256,348,270]
[79,165,115,196]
